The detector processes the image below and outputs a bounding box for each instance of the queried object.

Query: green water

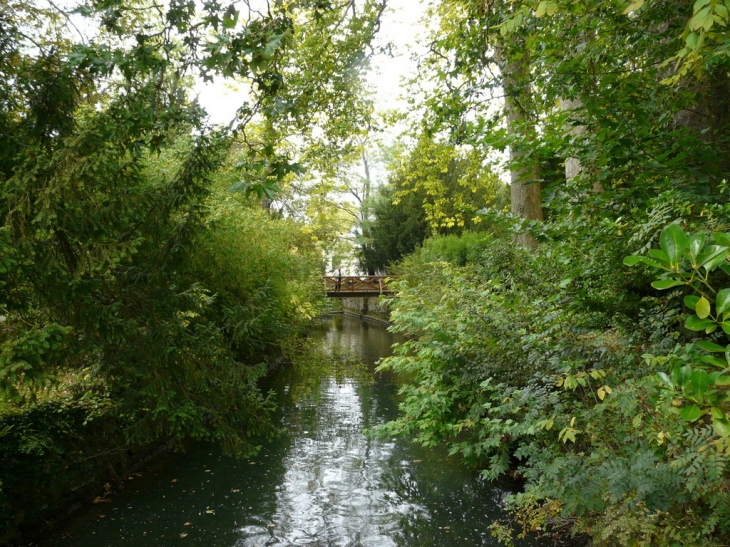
[31,316,547,547]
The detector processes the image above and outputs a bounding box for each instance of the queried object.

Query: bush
[376,220,730,546]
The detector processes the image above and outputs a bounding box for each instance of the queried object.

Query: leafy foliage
[0,0,380,541]
[376,215,730,545]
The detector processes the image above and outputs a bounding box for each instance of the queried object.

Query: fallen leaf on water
[98,515,106,518]
[171,479,178,483]
[205,509,215,514]
[232,489,240,493]
[92,497,110,504]
[180,532,188,538]
[184,522,191,526]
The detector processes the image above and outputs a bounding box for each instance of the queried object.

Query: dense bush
[376,205,730,546]
[0,132,325,542]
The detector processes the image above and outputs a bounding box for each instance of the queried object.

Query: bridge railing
[324,275,393,295]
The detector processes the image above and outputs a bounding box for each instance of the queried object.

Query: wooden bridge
[324,276,394,297]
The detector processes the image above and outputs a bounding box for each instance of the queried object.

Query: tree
[0,0,384,457]
[359,135,507,272]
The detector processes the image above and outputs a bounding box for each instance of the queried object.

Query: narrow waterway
[32,316,546,547]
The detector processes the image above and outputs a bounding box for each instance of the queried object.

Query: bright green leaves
[556,369,612,404]
[228,155,303,200]
[624,226,730,450]
[632,225,730,443]
[626,225,730,336]
[685,315,715,332]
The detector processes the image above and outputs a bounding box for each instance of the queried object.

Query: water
[32,316,546,547]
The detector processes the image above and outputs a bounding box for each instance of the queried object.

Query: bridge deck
[324,276,394,297]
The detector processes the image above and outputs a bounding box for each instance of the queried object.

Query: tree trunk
[560,97,603,193]
[497,45,543,248]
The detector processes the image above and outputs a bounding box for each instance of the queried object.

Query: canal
[31,316,546,547]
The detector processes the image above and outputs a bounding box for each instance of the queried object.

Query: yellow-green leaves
[535,1,558,17]
[662,0,730,84]
[688,0,728,32]
[696,296,711,319]
[622,0,645,14]
[558,417,579,443]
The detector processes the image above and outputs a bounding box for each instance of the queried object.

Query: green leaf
[673,364,693,388]
[714,375,730,386]
[685,315,715,331]
[697,340,726,352]
[699,245,729,271]
[711,407,726,419]
[680,404,703,422]
[691,368,711,395]
[713,417,730,437]
[686,31,700,50]
[660,224,687,267]
[623,255,664,269]
[696,296,712,319]
[713,232,730,247]
[684,295,700,310]
[535,1,548,17]
[687,234,706,263]
[648,249,670,264]
[702,355,727,367]
[716,289,730,315]
[656,372,674,388]
[222,5,238,29]
[651,279,685,290]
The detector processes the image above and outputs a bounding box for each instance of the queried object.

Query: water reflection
[30,316,545,547]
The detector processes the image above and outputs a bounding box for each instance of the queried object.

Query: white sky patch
[367,0,429,113]
[195,77,250,126]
